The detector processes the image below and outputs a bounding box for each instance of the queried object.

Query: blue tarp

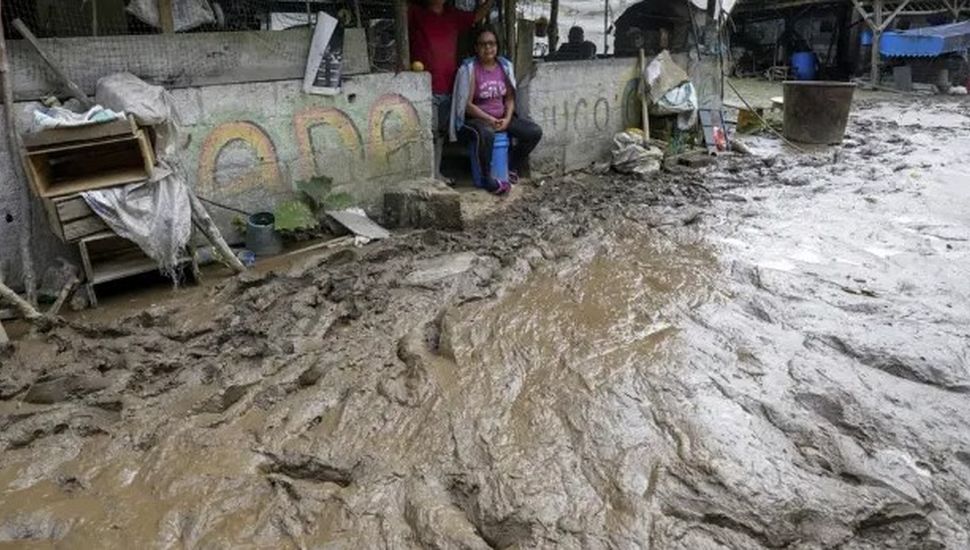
[881,21,970,58]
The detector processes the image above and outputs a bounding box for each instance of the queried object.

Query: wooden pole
[548,0,560,52]
[187,190,247,273]
[159,0,175,33]
[504,0,516,60]
[870,0,883,87]
[394,0,410,70]
[639,48,650,145]
[0,10,38,306]
[0,279,43,323]
[603,0,610,55]
[12,19,94,108]
[46,277,79,317]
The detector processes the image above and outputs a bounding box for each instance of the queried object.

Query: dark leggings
[458,116,543,183]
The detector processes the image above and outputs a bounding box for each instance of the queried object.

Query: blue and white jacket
[449,56,517,142]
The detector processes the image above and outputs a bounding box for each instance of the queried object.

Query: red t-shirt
[408,5,476,94]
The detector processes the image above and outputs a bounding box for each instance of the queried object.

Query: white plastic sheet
[126,0,216,32]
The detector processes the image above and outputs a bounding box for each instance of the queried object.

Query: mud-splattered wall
[527,57,643,174]
[0,72,432,288]
[176,73,432,240]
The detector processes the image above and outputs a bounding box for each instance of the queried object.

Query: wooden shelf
[38,167,150,198]
[23,128,154,198]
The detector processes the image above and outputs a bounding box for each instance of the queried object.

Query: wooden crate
[22,116,154,198]
[42,194,109,242]
[78,232,198,307]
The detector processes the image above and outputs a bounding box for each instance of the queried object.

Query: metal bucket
[245,212,283,257]
[783,81,856,144]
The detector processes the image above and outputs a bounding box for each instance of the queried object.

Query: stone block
[383,178,463,231]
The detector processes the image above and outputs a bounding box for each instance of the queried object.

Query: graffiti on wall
[537,75,642,135]
[196,93,423,198]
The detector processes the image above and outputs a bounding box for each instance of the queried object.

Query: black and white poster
[303,12,343,96]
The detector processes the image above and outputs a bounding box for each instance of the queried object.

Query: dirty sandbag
[96,73,181,161]
[611,130,664,176]
[96,73,175,127]
[127,0,215,32]
[643,50,689,104]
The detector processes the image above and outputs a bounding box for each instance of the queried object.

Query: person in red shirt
[409,0,493,184]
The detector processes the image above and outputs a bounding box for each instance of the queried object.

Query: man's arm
[473,0,494,24]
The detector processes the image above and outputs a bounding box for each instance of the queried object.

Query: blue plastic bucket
[860,29,873,46]
[791,52,818,81]
[469,132,510,188]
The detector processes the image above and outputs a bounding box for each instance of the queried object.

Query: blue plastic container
[469,132,510,188]
[791,52,818,81]
[860,29,873,46]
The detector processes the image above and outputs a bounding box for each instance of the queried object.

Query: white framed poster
[303,12,344,96]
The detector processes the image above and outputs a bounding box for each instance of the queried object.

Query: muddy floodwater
[1,96,969,549]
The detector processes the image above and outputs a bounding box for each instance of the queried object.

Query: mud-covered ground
[1,95,969,549]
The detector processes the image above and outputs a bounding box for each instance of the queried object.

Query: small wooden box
[22,116,154,198]
[43,194,108,242]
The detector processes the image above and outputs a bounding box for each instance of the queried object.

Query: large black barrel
[783,81,856,144]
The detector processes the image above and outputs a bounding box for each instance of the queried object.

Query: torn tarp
[83,73,193,279]
[82,165,192,279]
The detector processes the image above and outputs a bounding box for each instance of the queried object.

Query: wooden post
[1,12,38,306]
[0,279,44,323]
[503,0,516,61]
[639,48,650,144]
[159,0,175,33]
[870,0,883,87]
[12,19,94,108]
[548,0,560,52]
[603,0,609,56]
[187,190,246,274]
[394,0,410,70]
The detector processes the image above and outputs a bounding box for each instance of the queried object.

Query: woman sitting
[450,28,543,195]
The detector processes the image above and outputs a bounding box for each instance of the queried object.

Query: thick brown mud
[1,96,969,549]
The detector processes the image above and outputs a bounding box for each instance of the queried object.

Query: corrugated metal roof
[881,20,970,57]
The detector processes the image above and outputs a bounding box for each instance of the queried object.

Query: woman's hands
[488,115,511,131]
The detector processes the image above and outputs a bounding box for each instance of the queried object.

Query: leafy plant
[274,200,317,232]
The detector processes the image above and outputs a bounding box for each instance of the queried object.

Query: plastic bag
[126,0,215,32]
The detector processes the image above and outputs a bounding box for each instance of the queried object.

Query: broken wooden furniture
[20,114,188,306]
[21,115,154,199]
[77,231,199,307]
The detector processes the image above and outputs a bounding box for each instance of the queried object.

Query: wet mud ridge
[1,97,970,548]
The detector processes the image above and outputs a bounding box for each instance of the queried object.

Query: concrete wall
[174,72,433,241]
[528,57,642,174]
[0,71,433,289]
[0,53,641,291]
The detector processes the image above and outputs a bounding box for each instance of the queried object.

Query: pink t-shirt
[473,62,508,119]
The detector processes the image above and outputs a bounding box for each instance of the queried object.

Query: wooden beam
[851,0,875,29]
[12,19,94,108]
[548,0,560,51]
[394,0,410,70]
[879,0,913,31]
[159,0,175,33]
[871,0,882,86]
